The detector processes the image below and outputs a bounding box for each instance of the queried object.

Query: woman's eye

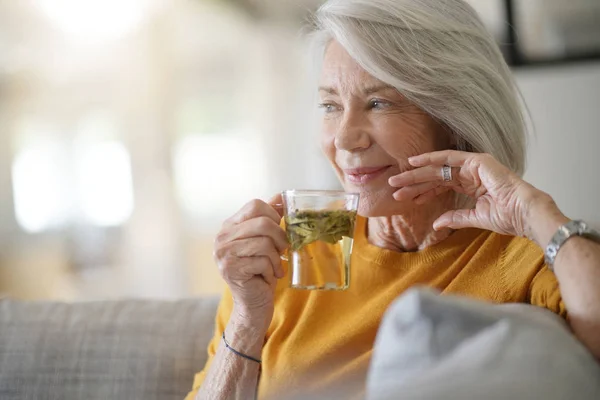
[370,99,390,109]
[318,103,338,113]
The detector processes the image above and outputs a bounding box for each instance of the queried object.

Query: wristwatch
[545,220,600,270]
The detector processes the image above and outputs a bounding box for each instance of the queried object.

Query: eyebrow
[363,84,397,95]
[318,86,338,95]
[318,84,397,96]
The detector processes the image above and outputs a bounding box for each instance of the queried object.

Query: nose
[334,108,371,152]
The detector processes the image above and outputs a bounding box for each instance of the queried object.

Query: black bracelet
[222,332,262,364]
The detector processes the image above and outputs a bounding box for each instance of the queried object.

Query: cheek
[319,123,336,162]
[373,114,443,160]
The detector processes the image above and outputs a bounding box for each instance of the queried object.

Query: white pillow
[367,288,600,400]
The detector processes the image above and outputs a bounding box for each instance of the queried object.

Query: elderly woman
[187,0,600,399]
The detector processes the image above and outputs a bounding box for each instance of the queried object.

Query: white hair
[311,0,528,176]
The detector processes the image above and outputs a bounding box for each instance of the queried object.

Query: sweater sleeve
[528,264,567,318]
[500,235,567,318]
[184,287,234,400]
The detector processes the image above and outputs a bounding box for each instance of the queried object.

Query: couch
[0,296,219,400]
[2,289,600,400]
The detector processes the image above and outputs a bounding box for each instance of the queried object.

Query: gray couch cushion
[367,288,600,400]
[0,297,219,400]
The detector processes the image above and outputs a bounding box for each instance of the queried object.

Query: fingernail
[394,191,408,202]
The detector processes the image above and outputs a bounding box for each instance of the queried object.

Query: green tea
[284,210,356,290]
[285,209,357,252]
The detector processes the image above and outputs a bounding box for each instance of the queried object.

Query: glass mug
[279,190,359,290]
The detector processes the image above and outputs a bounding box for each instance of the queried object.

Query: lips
[343,166,391,184]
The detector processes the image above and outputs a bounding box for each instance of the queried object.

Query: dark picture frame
[503,0,600,67]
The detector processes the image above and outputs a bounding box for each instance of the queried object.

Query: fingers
[389,166,441,187]
[392,181,439,201]
[219,254,277,286]
[415,186,451,205]
[224,198,283,226]
[214,195,288,321]
[215,237,284,279]
[268,193,285,218]
[215,194,290,292]
[243,256,277,285]
[217,216,288,253]
[433,209,483,231]
[408,150,472,168]
[389,166,460,188]
[390,152,475,204]
[390,163,459,203]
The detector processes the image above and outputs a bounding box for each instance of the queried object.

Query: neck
[366,197,455,252]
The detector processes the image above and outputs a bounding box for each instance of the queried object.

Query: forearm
[197,316,267,400]
[526,193,600,358]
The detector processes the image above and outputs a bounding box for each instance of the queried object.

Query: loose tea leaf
[285,209,357,251]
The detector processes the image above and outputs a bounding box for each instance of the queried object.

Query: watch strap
[545,220,600,270]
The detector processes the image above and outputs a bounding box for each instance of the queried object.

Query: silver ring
[442,165,452,182]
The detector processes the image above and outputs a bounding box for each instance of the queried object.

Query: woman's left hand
[388,150,553,238]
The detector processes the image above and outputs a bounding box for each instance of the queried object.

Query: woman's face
[319,41,453,216]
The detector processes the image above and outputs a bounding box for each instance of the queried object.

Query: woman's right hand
[213,196,288,331]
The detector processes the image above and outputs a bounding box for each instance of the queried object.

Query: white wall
[517,62,600,228]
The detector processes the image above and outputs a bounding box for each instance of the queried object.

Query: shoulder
[485,232,547,292]
[451,228,540,262]
[495,233,544,267]
[450,229,544,276]
[466,228,542,263]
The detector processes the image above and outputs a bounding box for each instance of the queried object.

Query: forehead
[320,40,382,90]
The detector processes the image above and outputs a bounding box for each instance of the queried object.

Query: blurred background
[0,0,599,301]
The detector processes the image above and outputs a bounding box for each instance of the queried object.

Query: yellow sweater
[186,217,564,399]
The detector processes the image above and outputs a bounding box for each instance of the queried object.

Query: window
[173,133,266,228]
[75,141,134,227]
[12,139,71,233]
[11,111,134,232]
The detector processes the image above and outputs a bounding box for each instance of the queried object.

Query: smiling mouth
[343,166,391,184]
